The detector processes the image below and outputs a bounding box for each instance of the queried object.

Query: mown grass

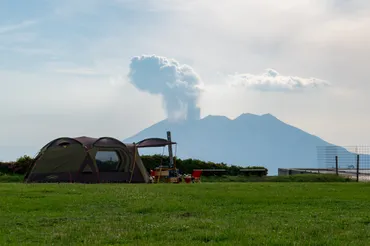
[1,182,370,245]
[201,174,354,183]
[0,173,23,183]
[1,173,353,184]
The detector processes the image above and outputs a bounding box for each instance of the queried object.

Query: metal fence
[317,145,370,182]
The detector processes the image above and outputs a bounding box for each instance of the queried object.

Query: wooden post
[167,131,174,168]
[356,154,360,182]
[335,156,338,176]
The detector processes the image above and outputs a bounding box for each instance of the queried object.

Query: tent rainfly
[24,136,175,183]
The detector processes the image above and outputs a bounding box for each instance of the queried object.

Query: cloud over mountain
[128,55,203,121]
[229,69,329,92]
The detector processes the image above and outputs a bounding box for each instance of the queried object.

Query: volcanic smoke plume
[128,55,202,121]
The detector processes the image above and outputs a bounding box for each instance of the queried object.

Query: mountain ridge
[123,113,344,175]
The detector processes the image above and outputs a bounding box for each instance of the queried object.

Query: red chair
[191,170,203,183]
[184,176,192,183]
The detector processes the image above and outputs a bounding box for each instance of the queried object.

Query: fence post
[335,156,338,176]
[356,154,360,182]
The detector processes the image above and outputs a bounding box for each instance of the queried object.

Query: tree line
[141,155,267,176]
[0,154,268,176]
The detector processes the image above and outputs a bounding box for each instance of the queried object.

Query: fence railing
[317,145,370,182]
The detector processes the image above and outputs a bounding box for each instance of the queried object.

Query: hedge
[0,155,33,175]
[140,155,268,176]
[0,154,268,177]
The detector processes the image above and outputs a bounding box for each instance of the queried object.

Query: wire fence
[317,145,370,181]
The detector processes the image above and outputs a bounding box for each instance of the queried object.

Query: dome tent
[23,136,163,183]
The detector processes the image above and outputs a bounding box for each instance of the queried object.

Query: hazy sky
[1,0,370,160]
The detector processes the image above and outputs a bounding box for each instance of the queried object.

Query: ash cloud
[128,55,202,121]
[229,69,330,92]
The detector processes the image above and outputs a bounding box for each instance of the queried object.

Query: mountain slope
[123,113,346,175]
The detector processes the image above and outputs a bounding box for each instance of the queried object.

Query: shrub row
[0,155,33,175]
[0,173,24,183]
[0,154,268,177]
[140,155,268,176]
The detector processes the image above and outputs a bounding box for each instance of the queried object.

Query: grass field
[1,182,370,245]
[201,173,354,182]
[0,172,355,184]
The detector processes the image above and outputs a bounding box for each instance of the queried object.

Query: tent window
[58,142,70,148]
[95,150,121,172]
[82,164,93,173]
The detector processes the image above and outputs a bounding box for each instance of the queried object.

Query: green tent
[24,136,150,183]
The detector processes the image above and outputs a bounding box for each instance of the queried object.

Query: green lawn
[1,182,370,245]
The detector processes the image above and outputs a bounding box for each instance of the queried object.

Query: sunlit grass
[0,182,369,245]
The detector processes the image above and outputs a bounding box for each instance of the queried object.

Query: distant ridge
[123,113,352,175]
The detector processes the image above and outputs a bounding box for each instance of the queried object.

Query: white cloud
[54,67,103,76]
[0,20,37,34]
[0,45,57,56]
[0,19,58,57]
[228,69,330,92]
[53,0,107,17]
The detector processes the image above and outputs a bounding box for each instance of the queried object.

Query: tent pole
[173,144,177,169]
[167,131,174,168]
[156,147,165,183]
[129,143,137,183]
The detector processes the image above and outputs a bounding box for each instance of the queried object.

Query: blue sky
[0,0,170,71]
[1,0,370,160]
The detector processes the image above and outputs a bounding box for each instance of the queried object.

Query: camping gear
[147,131,180,184]
[191,170,203,183]
[24,136,175,184]
[184,175,192,183]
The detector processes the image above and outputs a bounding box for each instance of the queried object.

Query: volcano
[124,113,355,175]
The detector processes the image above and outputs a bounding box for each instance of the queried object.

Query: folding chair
[191,170,203,183]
